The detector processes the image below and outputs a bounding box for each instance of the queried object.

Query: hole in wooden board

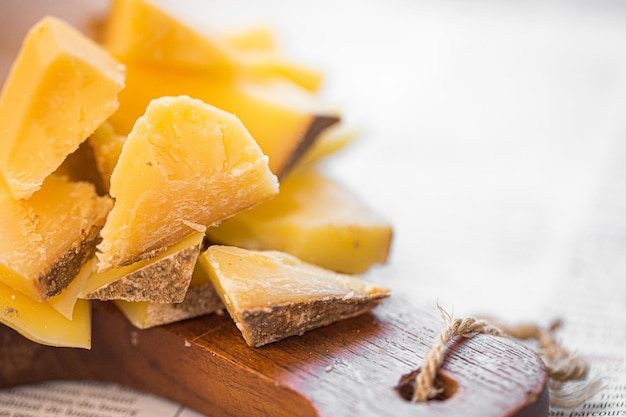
[394,368,459,402]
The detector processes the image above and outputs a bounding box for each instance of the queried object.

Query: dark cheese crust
[140,283,224,329]
[278,115,340,179]
[86,242,200,303]
[37,222,103,299]
[237,293,388,347]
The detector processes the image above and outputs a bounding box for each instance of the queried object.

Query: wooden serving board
[0,297,548,417]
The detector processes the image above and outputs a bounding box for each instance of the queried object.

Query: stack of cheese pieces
[0,0,393,349]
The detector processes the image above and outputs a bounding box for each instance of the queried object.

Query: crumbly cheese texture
[0,174,113,302]
[206,168,393,274]
[113,260,223,329]
[96,95,279,271]
[0,16,125,199]
[84,231,204,303]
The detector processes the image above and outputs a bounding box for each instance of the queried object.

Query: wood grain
[0,296,548,417]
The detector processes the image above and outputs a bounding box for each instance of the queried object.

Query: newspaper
[0,380,204,417]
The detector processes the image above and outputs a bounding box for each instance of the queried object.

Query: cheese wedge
[0,16,125,199]
[97,95,279,271]
[200,245,390,347]
[206,168,393,274]
[109,63,338,177]
[114,259,223,329]
[84,231,204,303]
[0,174,112,302]
[0,280,91,349]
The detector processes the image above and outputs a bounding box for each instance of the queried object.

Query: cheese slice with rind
[0,16,125,199]
[114,259,223,329]
[0,280,91,349]
[200,245,390,347]
[0,174,112,302]
[96,95,279,271]
[84,231,204,303]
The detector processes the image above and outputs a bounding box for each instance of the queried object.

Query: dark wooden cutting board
[0,296,548,417]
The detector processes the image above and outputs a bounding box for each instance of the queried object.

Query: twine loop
[411,305,602,409]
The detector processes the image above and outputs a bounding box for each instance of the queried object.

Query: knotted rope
[412,306,602,408]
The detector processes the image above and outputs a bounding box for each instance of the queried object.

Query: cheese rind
[200,245,389,347]
[206,168,393,274]
[85,231,204,303]
[97,95,279,271]
[0,175,113,301]
[0,16,125,199]
[114,261,223,329]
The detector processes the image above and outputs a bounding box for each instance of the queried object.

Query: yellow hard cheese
[83,231,204,303]
[97,95,279,271]
[0,16,125,199]
[0,174,112,302]
[109,63,338,177]
[0,280,91,348]
[48,258,94,320]
[103,0,235,71]
[206,168,393,274]
[114,259,223,329]
[103,0,322,91]
[221,25,277,52]
[200,245,389,347]
[296,123,360,167]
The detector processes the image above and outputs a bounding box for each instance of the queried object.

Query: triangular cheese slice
[96,95,279,271]
[0,280,91,348]
[0,174,112,302]
[199,245,390,347]
[113,259,223,329]
[84,231,204,303]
